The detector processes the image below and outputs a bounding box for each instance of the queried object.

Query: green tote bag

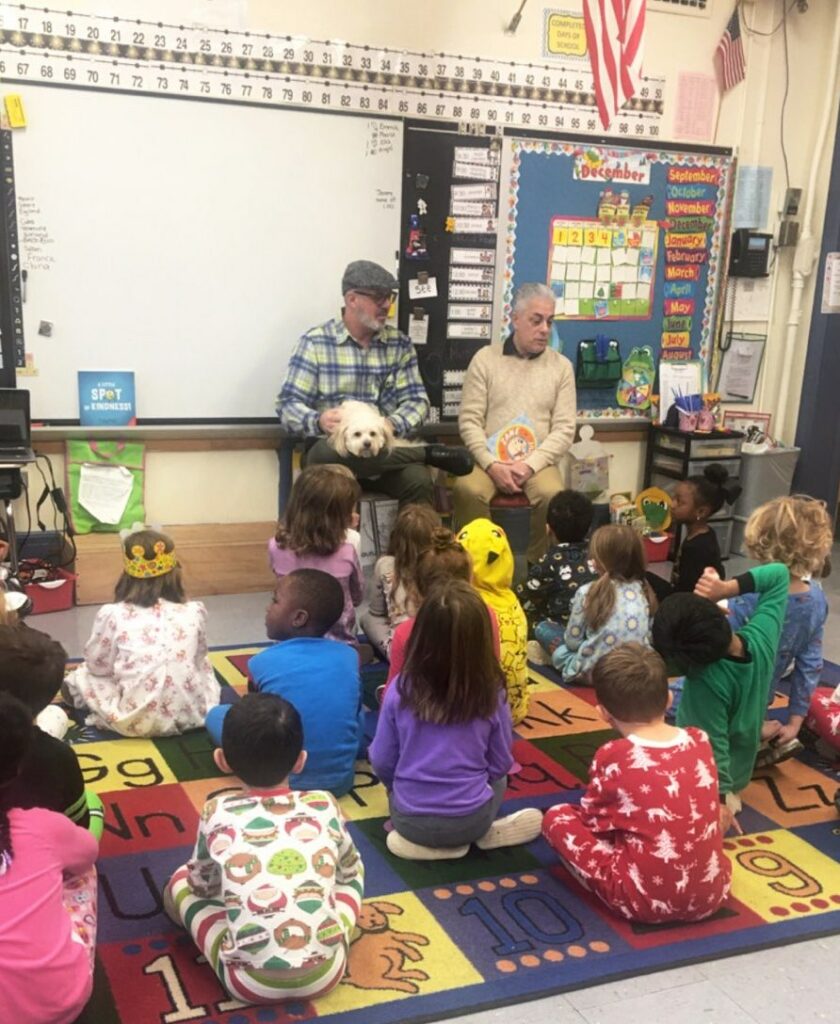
[65,440,146,534]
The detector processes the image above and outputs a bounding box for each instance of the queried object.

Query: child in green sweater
[651,562,788,834]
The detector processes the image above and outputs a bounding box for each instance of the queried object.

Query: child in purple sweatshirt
[369,579,543,861]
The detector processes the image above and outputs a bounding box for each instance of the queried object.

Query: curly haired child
[726,495,832,765]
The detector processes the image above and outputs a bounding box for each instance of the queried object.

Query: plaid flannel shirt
[277,316,430,437]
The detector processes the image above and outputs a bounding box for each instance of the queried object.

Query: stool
[358,491,399,577]
[489,493,533,585]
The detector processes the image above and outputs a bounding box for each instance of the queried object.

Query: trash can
[733,447,801,519]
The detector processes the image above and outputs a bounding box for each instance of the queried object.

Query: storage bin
[650,453,685,475]
[644,532,673,563]
[730,515,749,557]
[708,518,733,560]
[683,436,743,459]
[733,447,801,518]
[24,567,77,614]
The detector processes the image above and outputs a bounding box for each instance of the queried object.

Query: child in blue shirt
[727,495,832,766]
[205,569,362,796]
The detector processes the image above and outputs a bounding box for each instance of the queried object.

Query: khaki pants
[452,464,565,563]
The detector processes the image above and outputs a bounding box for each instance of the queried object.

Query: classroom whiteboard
[11,84,402,421]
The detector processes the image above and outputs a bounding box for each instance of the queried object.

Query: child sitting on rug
[370,578,542,860]
[0,692,99,1024]
[0,624,95,831]
[205,569,363,797]
[805,681,840,760]
[514,489,597,661]
[62,527,220,737]
[653,562,789,832]
[543,644,731,924]
[385,527,500,688]
[537,525,656,683]
[269,465,363,648]
[647,463,742,602]
[167,693,364,1006]
[360,502,441,658]
[457,518,530,724]
[726,495,832,767]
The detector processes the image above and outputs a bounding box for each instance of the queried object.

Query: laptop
[0,389,35,463]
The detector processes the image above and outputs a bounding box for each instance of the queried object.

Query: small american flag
[583,0,647,132]
[717,6,747,92]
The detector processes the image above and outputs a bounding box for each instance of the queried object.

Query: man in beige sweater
[453,283,576,561]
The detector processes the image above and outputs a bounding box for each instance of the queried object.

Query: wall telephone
[729,229,772,277]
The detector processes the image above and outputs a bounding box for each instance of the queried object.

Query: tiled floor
[32,547,840,1024]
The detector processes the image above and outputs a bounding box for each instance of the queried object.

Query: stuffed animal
[456,518,530,724]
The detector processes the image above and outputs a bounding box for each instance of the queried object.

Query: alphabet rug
[69,647,840,1024]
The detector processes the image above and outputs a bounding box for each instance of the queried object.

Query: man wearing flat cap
[278,259,472,505]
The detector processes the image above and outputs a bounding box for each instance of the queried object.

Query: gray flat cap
[341,260,397,295]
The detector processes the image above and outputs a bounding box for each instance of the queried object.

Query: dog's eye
[352,431,362,438]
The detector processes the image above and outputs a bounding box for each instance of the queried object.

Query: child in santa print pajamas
[543,644,731,924]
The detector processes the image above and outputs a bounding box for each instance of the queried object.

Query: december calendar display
[502,138,733,417]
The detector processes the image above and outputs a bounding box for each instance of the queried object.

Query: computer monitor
[0,389,35,463]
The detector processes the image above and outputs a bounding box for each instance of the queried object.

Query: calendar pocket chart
[548,216,659,320]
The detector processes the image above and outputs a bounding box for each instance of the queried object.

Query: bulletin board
[498,137,734,418]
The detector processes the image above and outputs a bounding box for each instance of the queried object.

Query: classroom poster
[501,138,733,418]
[78,371,136,426]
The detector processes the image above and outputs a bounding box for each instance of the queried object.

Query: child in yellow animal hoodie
[457,518,530,723]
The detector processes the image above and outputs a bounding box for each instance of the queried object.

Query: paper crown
[123,540,177,579]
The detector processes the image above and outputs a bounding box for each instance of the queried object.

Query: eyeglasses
[353,289,396,306]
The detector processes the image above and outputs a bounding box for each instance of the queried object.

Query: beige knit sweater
[458,345,577,473]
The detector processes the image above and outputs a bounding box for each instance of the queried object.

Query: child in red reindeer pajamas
[543,643,731,924]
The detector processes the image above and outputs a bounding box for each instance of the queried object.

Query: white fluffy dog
[328,400,404,458]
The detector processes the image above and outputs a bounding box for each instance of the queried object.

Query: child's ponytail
[0,693,34,875]
[414,528,471,598]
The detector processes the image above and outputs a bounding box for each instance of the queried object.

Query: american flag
[717,6,746,92]
[582,0,647,132]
